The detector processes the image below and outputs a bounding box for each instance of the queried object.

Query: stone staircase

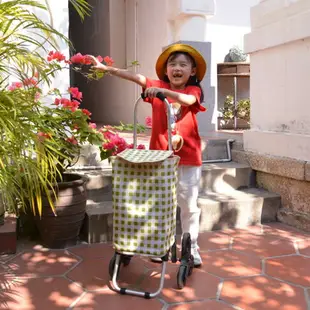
[71,135,282,244]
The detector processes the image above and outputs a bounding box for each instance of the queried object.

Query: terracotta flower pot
[35,173,87,248]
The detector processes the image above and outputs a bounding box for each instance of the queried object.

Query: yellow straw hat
[155,44,207,82]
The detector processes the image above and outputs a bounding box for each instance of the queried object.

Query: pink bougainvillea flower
[66,136,78,145]
[97,55,103,62]
[34,92,41,102]
[60,98,71,107]
[127,143,145,150]
[23,77,37,87]
[37,131,51,141]
[103,56,114,66]
[68,87,82,100]
[82,108,92,117]
[89,122,97,129]
[103,142,115,150]
[70,100,80,112]
[70,53,92,65]
[54,98,61,105]
[102,130,115,140]
[47,51,66,62]
[8,81,23,91]
[145,116,152,127]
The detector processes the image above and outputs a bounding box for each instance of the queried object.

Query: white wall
[29,1,70,95]
[206,0,259,115]
[244,0,310,161]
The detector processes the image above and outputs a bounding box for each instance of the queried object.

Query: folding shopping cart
[109,92,194,298]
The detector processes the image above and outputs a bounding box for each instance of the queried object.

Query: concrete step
[198,188,281,231]
[80,188,281,244]
[80,200,113,244]
[73,161,254,200]
[200,162,254,193]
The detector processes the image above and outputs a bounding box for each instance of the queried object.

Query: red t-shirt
[143,78,206,166]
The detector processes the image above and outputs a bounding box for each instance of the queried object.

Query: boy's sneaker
[191,247,202,267]
[151,257,163,263]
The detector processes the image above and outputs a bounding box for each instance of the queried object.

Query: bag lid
[116,149,173,163]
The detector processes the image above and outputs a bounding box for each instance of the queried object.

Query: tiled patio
[0,223,309,310]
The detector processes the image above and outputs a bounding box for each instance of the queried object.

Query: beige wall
[244,0,310,161]
[95,0,169,126]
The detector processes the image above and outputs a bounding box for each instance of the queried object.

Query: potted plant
[218,95,250,130]
[0,0,94,246]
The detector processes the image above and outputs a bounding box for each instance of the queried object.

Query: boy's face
[165,53,196,89]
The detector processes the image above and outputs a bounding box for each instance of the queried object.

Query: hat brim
[156,44,207,82]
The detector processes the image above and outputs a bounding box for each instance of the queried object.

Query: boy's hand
[86,55,108,71]
[144,87,165,99]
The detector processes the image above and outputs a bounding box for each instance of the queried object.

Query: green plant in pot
[0,0,99,246]
[220,95,250,125]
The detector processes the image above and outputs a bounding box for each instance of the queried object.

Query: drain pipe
[202,139,235,164]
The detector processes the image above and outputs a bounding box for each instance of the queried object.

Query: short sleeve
[142,78,167,104]
[186,86,206,113]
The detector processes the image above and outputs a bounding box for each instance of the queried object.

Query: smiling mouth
[173,73,183,78]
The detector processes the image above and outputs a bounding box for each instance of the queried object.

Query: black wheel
[177,265,187,289]
[171,239,177,263]
[188,254,194,276]
[181,232,191,260]
[122,255,132,267]
[108,254,117,278]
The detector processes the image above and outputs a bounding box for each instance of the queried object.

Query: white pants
[177,165,201,248]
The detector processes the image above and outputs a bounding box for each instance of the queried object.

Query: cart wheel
[181,232,191,260]
[188,254,194,276]
[177,265,187,289]
[122,255,132,267]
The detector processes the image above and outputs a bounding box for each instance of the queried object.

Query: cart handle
[133,92,173,151]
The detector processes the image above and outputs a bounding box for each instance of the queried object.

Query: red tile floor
[0,223,309,310]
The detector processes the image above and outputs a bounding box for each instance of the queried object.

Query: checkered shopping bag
[111,149,180,257]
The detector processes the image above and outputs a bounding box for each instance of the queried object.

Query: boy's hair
[163,51,204,103]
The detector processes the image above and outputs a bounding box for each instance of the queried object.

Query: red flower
[66,136,78,145]
[82,109,91,117]
[103,142,115,150]
[60,98,71,107]
[103,56,114,66]
[23,77,37,87]
[47,51,66,62]
[68,87,82,100]
[70,53,92,65]
[70,100,80,112]
[8,81,23,91]
[54,98,61,105]
[37,131,51,141]
[127,143,145,150]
